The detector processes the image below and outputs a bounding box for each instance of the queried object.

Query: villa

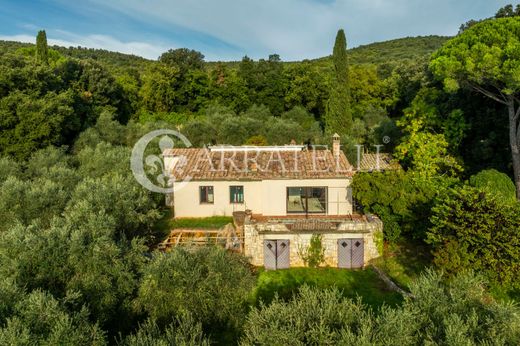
[163,135,385,269]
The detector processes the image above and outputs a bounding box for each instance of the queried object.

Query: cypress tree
[36,30,49,65]
[325,29,352,136]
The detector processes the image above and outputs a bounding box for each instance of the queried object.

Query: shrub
[428,185,520,288]
[0,290,106,345]
[121,315,209,346]
[242,271,520,345]
[245,135,268,146]
[352,170,458,241]
[0,157,21,184]
[136,246,255,331]
[469,168,516,203]
[298,234,325,268]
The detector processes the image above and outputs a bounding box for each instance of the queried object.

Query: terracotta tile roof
[163,147,354,181]
[357,153,400,172]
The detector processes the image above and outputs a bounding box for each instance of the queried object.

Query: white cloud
[81,0,511,60]
[88,0,342,59]
[0,32,167,60]
[3,0,513,60]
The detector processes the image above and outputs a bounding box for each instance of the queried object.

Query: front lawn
[371,240,432,289]
[253,267,403,309]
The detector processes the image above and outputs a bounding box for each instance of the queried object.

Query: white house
[162,135,384,269]
[163,134,354,218]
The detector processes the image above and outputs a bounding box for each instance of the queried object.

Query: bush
[469,168,516,203]
[243,285,375,345]
[298,234,325,268]
[242,271,520,345]
[122,315,209,346]
[0,290,106,345]
[352,170,458,241]
[66,173,161,238]
[428,185,520,288]
[136,246,255,331]
[0,217,147,331]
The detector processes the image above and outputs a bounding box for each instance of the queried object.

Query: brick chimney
[332,133,341,157]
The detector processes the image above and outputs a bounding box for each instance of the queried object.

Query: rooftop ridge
[208,145,307,152]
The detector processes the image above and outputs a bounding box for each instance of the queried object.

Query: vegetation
[469,169,517,203]
[352,170,458,241]
[168,216,234,230]
[243,271,520,345]
[371,241,432,289]
[431,17,520,198]
[325,29,352,136]
[253,267,403,309]
[298,234,325,268]
[35,30,48,65]
[428,185,520,289]
[136,247,255,338]
[1,2,520,343]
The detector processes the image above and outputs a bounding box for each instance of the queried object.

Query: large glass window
[199,186,214,204]
[230,185,244,203]
[287,187,327,214]
[287,187,306,213]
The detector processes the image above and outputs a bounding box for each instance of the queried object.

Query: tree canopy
[430,17,520,198]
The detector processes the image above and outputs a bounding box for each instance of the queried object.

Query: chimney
[332,133,341,157]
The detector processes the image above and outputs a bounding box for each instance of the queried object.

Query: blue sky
[0,0,513,61]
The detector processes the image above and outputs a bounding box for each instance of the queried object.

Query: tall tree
[36,30,48,65]
[325,29,352,136]
[159,48,205,72]
[430,18,520,199]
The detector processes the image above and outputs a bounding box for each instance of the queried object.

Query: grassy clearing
[169,216,234,229]
[151,210,233,243]
[252,267,403,309]
[371,240,432,289]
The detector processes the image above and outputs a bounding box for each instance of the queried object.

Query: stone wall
[243,217,382,268]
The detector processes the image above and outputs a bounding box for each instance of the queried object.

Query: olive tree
[241,271,520,345]
[136,247,255,331]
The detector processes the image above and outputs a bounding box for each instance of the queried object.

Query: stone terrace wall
[243,217,382,268]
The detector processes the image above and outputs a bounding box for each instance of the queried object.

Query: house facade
[163,135,384,269]
[163,135,354,218]
[170,178,353,218]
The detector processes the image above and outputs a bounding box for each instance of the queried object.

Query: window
[287,187,306,213]
[199,186,214,204]
[287,187,327,214]
[230,185,244,203]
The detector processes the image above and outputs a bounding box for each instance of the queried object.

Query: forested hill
[0,39,151,72]
[329,35,450,65]
[0,35,449,70]
[0,31,507,176]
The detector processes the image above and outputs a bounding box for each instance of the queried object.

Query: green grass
[151,210,233,245]
[253,267,403,309]
[169,216,234,229]
[371,240,432,289]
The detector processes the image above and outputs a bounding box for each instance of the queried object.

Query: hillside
[321,35,450,65]
[1,35,450,71]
